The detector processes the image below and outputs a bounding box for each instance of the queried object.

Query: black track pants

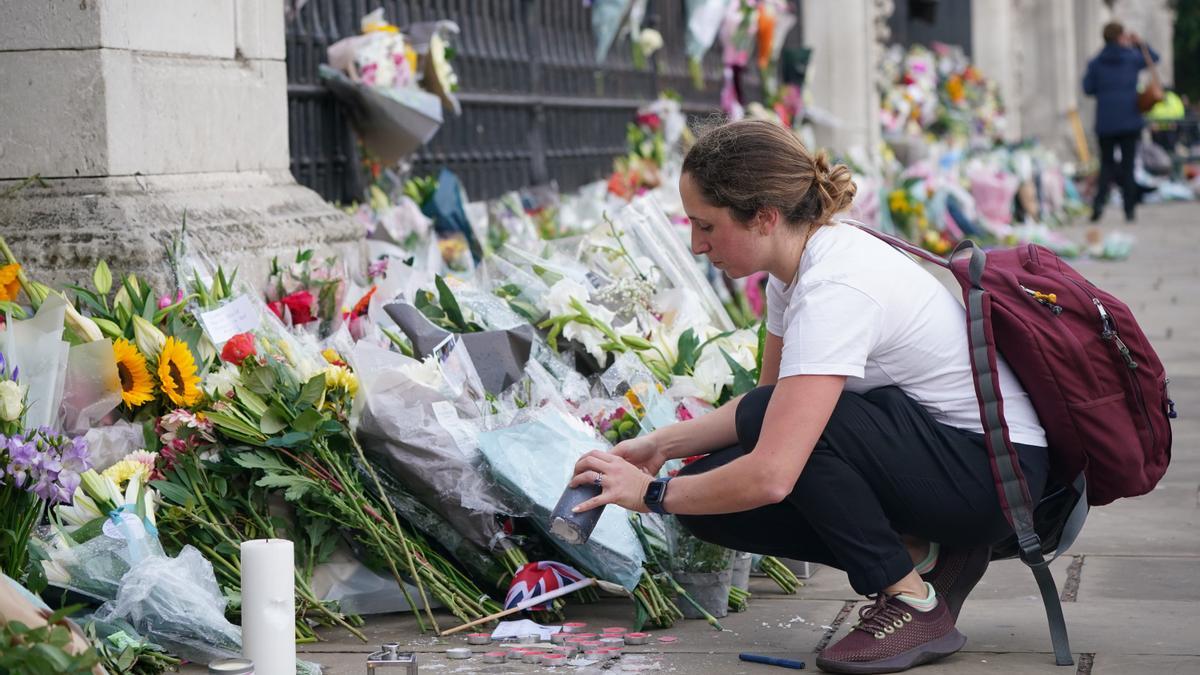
[675,386,1049,595]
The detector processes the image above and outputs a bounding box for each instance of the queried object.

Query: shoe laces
[852,594,914,639]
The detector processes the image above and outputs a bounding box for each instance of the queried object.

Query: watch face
[646,480,666,503]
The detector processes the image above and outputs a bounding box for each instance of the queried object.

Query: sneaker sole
[814,629,968,674]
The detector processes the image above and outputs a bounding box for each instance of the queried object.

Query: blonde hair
[682,119,857,229]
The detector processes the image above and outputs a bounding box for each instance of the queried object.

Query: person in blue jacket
[1082,21,1159,223]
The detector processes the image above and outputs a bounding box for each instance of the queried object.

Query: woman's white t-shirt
[766,222,1047,447]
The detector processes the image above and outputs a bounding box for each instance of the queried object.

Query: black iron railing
[286,0,765,204]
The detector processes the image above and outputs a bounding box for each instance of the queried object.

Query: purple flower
[2,428,90,504]
[30,470,58,502]
[5,435,35,487]
[60,436,90,474]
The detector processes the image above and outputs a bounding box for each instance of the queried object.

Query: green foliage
[414,276,484,333]
[1175,0,1200,101]
[0,607,100,675]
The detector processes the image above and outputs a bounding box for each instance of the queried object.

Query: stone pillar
[0,0,361,289]
[1072,0,1111,144]
[802,0,882,158]
[970,0,1021,142]
[1011,0,1080,156]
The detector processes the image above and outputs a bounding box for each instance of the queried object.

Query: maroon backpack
[857,224,1175,666]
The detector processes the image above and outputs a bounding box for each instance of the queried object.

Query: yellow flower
[0,264,20,302]
[102,459,150,488]
[322,348,343,365]
[113,339,155,408]
[324,365,358,397]
[888,190,909,214]
[157,337,202,407]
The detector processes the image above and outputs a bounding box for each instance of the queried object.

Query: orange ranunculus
[756,6,776,70]
[0,264,21,302]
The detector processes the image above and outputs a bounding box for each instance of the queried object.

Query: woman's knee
[735,385,774,449]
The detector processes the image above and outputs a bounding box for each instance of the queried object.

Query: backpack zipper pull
[1093,298,1138,369]
[1021,285,1062,314]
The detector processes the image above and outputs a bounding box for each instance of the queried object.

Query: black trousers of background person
[676,386,1049,596]
[1092,131,1140,221]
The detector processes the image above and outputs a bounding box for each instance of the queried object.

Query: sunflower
[113,338,154,408]
[0,264,21,302]
[157,337,202,407]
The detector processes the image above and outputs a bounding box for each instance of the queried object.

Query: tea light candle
[562,622,588,633]
[445,647,472,660]
[623,632,651,645]
[482,651,506,664]
[467,633,492,645]
[240,540,295,675]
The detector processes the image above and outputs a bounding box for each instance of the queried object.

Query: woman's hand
[610,434,667,476]
[569,450,654,513]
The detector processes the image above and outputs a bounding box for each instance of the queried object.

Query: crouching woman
[568,119,1049,674]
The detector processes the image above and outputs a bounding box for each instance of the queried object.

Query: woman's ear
[752,207,780,235]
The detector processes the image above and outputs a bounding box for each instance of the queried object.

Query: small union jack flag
[504,561,587,611]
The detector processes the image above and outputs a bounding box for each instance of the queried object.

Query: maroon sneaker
[815,594,966,674]
[920,545,990,621]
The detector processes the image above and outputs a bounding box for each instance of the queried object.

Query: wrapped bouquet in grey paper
[349,340,520,557]
[384,301,534,395]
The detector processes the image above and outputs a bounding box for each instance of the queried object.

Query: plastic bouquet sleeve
[476,406,646,590]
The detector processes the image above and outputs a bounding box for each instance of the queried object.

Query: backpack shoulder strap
[957,240,1074,667]
[843,220,951,268]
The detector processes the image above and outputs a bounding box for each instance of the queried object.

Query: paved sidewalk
[289,202,1200,675]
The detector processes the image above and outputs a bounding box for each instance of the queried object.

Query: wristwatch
[643,476,672,515]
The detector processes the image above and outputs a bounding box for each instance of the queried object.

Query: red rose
[280,290,317,325]
[221,332,257,365]
[636,113,662,132]
[267,300,284,321]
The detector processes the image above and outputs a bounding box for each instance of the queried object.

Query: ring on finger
[593,472,604,489]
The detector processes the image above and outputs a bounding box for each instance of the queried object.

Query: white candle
[240,539,295,675]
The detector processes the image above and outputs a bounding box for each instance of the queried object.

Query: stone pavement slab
[1075,556,1200,602]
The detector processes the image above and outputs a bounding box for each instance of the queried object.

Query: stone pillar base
[0,171,363,291]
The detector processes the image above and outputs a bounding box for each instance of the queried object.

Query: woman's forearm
[652,393,745,460]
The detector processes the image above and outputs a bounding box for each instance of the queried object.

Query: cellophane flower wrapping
[4,294,70,431]
[476,404,646,591]
[37,515,241,664]
[350,339,517,538]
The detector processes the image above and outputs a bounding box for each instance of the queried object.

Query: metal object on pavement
[366,643,418,674]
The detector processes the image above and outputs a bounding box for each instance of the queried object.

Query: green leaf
[215,540,241,557]
[256,474,314,501]
[259,406,289,435]
[296,249,314,264]
[265,431,311,448]
[151,480,196,508]
[296,373,326,409]
[232,451,290,472]
[291,408,324,433]
[673,328,700,375]
[720,348,758,397]
[245,365,277,396]
[233,385,269,419]
[755,319,767,377]
[93,260,112,296]
[435,275,470,332]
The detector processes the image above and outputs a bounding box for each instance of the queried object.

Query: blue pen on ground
[738,653,806,669]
